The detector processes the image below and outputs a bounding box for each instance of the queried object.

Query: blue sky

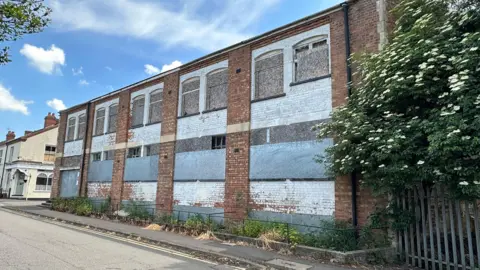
[0,0,342,138]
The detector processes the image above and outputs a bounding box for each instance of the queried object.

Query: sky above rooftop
[0,0,343,137]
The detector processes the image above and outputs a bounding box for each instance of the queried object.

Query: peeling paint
[122,181,156,202]
[87,182,111,198]
[173,181,224,208]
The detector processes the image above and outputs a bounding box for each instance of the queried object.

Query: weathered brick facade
[51,0,394,226]
[51,111,67,198]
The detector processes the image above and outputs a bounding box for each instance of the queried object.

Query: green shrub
[300,220,357,252]
[241,219,265,238]
[98,197,111,214]
[122,200,151,220]
[185,214,205,231]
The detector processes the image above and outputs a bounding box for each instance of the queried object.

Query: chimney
[6,131,15,141]
[44,112,58,128]
[24,130,33,136]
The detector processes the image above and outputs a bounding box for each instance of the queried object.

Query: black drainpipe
[78,102,91,197]
[342,2,358,231]
[0,143,9,196]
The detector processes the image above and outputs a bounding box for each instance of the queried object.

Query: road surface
[0,208,231,270]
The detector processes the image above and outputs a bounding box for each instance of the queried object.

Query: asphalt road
[0,208,231,270]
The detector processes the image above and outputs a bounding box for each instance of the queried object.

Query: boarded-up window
[206,69,228,110]
[148,90,163,123]
[145,144,160,156]
[104,150,115,160]
[77,114,86,139]
[108,104,118,133]
[131,95,145,127]
[255,50,284,99]
[294,37,329,82]
[67,117,76,141]
[94,109,105,135]
[181,78,200,116]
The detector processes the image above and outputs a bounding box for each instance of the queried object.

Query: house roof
[0,124,59,147]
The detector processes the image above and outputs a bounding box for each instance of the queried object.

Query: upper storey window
[254,50,284,99]
[66,117,76,141]
[148,90,163,124]
[131,95,145,128]
[293,36,329,83]
[181,77,200,116]
[206,69,228,110]
[108,104,118,133]
[77,114,86,139]
[94,108,105,136]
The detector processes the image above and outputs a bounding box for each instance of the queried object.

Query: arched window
[35,173,50,191]
[94,108,105,135]
[78,114,86,139]
[148,89,163,124]
[293,35,329,82]
[254,49,284,99]
[206,69,228,110]
[181,77,200,116]
[131,95,145,127]
[66,117,76,141]
[108,104,118,133]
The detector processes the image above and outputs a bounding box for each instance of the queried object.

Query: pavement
[0,199,349,270]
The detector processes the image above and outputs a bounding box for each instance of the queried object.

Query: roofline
[60,1,346,113]
[0,124,59,146]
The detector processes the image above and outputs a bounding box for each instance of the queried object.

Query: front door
[15,173,25,196]
[60,170,79,198]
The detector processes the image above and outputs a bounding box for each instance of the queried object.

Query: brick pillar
[51,112,67,198]
[110,91,130,207]
[224,45,252,220]
[79,104,95,197]
[156,72,179,213]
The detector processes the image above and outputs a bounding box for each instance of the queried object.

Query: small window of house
[206,69,228,111]
[131,95,145,127]
[35,173,51,191]
[44,145,56,162]
[94,109,105,135]
[181,78,200,116]
[66,117,76,141]
[104,150,115,160]
[92,152,101,162]
[211,135,226,150]
[148,90,163,124]
[127,147,141,158]
[294,36,329,82]
[254,50,284,100]
[77,114,86,140]
[145,144,160,156]
[108,104,118,133]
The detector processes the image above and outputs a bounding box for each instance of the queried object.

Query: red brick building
[51,0,393,226]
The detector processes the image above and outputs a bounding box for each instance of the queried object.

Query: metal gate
[60,170,79,198]
[397,185,479,269]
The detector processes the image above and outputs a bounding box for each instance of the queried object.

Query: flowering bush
[315,0,480,199]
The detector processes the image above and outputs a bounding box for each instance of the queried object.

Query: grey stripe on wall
[250,119,328,146]
[175,136,212,153]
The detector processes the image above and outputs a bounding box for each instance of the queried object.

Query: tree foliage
[0,0,51,64]
[316,0,480,199]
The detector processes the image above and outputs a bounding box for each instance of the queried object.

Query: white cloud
[50,0,280,52]
[105,66,112,71]
[144,64,160,75]
[20,44,65,74]
[72,66,83,76]
[161,60,182,72]
[46,98,67,111]
[79,79,89,86]
[0,83,33,115]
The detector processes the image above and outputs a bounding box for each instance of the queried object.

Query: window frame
[91,152,102,162]
[180,77,200,117]
[35,173,51,191]
[130,95,146,128]
[211,135,226,150]
[253,49,284,100]
[8,147,14,162]
[148,89,163,124]
[103,150,115,161]
[66,117,76,141]
[205,68,229,111]
[292,35,330,84]
[94,108,106,136]
[107,104,118,133]
[127,147,141,159]
[144,144,160,157]
[76,114,86,140]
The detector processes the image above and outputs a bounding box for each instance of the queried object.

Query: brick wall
[156,71,179,213]
[110,91,130,206]
[51,112,67,198]
[225,45,251,220]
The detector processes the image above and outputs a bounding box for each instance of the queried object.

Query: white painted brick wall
[91,133,116,153]
[124,182,157,202]
[174,181,224,208]
[250,24,332,130]
[176,109,227,140]
[87,182,111,198]
[128,123,161,147]
[250,180,334,216]
[63,140,83,157]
